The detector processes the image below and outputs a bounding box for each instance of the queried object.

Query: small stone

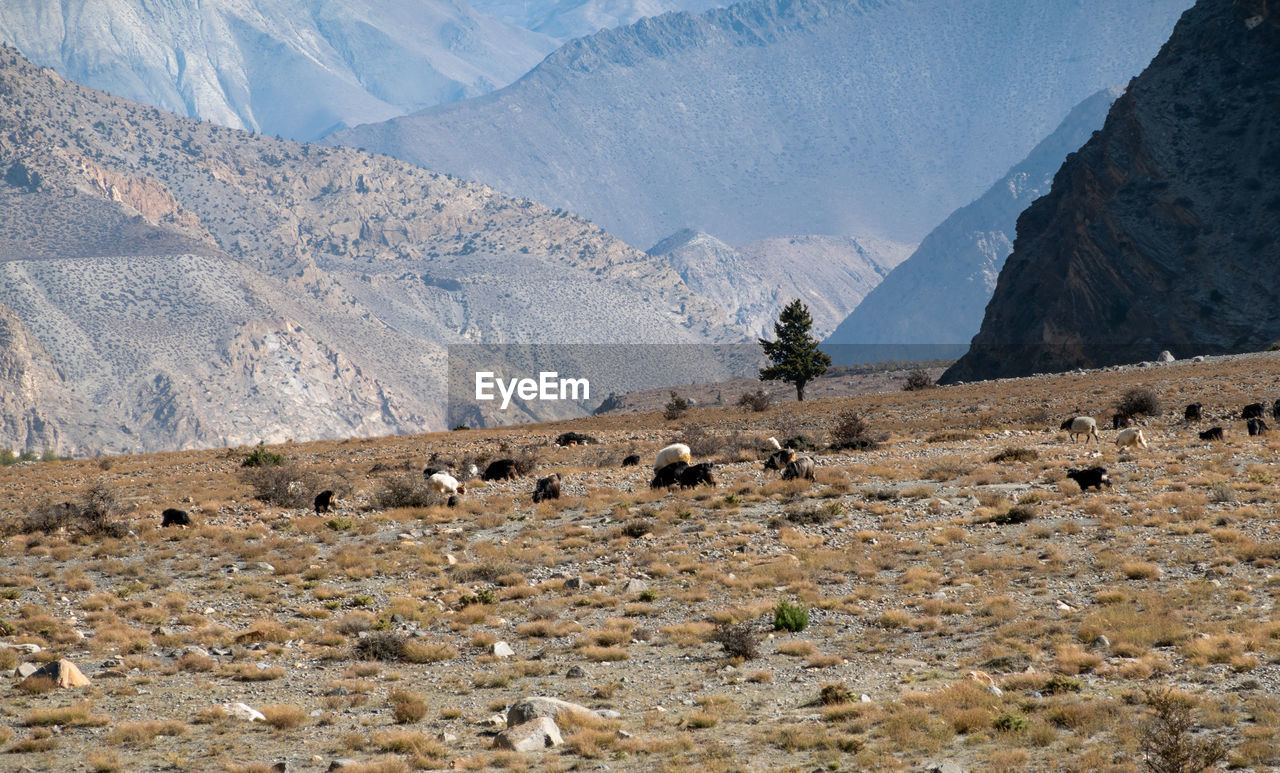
[272,762,289,773]
[624,579,649,594]
[479,714,507,728]
[152,625,176,637]
[493,716,563,752]
[445,554,458,566]
[438,732,458,743]
[860,694,872,703]
[184,646,211,658]
[15,662,39,678]
[566,665,587,679]
[309,709,323,717]
[891,657,928,669]
[493,641,515,658]
[250,562,275,572]
[203,607,216,615]
[1158,350,1175,363]
[596,709,621,720]
[326,686,349,696]
[1094,635,1111,648]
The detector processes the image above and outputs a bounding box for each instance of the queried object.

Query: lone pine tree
[759,299,831,401]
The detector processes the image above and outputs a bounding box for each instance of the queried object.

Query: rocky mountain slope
[468,0,723,41]
[648,229,911,340]
[825,88,1121,362]
[0,46,733,455]
[331,0,1192,247]
[942,0,1280,384]
[0,0,557,141]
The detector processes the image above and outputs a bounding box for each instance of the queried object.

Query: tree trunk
[795,381,805,402]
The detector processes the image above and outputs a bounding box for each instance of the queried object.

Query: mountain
[331,0,1192,248]
[824,88,1122,362]
[467,0,723,41]
[0,45,732,455]
[942,0,1280,384]
[0,0,557,141]
[649,229,911,340]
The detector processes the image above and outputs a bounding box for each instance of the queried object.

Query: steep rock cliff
[942,0,1280,383]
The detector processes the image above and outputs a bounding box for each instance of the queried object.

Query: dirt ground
[4,353,1280,772]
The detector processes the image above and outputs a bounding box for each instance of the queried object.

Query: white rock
[223,702,265,722]
[493,716,563,752]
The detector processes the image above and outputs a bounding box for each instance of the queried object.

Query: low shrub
[773,600,809,633]
[712,621,759,660]
[901,369,935,391]
[830,410,880,451]
[992,447,1038,464]
[737,389,772,412]
[241,441,285,468]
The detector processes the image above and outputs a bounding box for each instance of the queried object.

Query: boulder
[492,641,515,658]
[493,716,563,752]
[506,696,598,727]
[22,658,90,688]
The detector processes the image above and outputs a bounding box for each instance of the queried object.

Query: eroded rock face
[825,88,1121,358]
[943,0,1280,384]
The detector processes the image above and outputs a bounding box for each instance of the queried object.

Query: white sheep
[1115,427,1148,449]
[426,472,464,496]
[654,443,693,470]
[766,436,782,451]
[1060,416,1100,444]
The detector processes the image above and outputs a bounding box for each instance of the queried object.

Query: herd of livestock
[154,397,1279,527]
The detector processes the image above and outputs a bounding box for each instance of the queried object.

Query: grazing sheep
[763,448,797,471]
[314,490,335,514]
[621,454,641,467]
[556,431,598,447]
[160,508,190,528]
[1248,418,1269,436]
[1243,402,1265,420]
[423,466,443,478]
[781,456,816,481]
[766,436,782,451]
[654,443,693,471]
[1199,427,1225,441]
[1066,467,1111,491]
[678,462,716,488]
[427,472,464,496]
[1112,413,1132,430]
[482,459,519,481]
[1114,427,1148,450]
[1184,403,1203,421]
[650,461,688,488]
[465,464,480,479]
[532,473,561,503]
[1060,416,1100,444]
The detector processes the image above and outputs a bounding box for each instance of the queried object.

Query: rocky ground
[3,353,1280,772]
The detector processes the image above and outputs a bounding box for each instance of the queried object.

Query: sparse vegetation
[712,621,760,660]
[829,409,880,451]
[241,441,285,468]
[736,388,772,412]
[1118,387,1161,418]
[901,369,935,391]
[1139,688,1227,773]
[773,600,809,633]
[664,391,689,420]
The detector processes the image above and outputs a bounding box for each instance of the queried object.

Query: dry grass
[6,355,1280,770]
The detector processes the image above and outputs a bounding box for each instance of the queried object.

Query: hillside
[649,230,911,340]
[3,350,1280,769]
[0,46,734,455]
[943,0,1280,384]
[331,0,1192,247]
[0,0,557,141]
[468,0,724,41]
[825,88,1121,362]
